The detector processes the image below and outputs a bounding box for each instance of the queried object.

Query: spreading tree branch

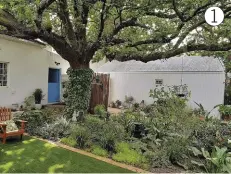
[146,11,177,19]
[98,0,107,40]
[35,0,56,30]
[57,0,78,47]
[107,42,231,62]
[0,9,23,31]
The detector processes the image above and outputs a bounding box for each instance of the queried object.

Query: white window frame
[0,62,8,87]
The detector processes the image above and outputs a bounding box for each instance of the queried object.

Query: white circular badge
[205,7,224,26]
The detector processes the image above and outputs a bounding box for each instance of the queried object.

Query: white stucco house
[0,34,70,108]
[96,56,226,117]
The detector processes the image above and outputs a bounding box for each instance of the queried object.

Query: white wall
[0,35,69,107]
[107,72,225,117]
[90,58,107,71]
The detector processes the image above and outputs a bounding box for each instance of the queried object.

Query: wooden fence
[89,73,110,114]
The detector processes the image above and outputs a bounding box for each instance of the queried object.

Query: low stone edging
[25,134,149,173]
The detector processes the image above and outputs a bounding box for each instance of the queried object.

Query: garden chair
[0,108,27,144]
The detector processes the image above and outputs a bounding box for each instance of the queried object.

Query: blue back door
[48,68,60,103]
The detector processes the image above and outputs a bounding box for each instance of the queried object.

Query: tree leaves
[1,0,231,63]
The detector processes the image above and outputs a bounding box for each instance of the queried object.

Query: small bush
[112,142,147,166]
[70,124,92,149]
[98,121,125,152]
[84,116,105,141]
[91,145,108,157]
[24,95,35,110]
[13,110,48,135]
[33,88,44,104]
[35,116,71,140]
[13,109,69,140]
[133,103,140,110]
[94,105,106,118]
[61,137,77,147]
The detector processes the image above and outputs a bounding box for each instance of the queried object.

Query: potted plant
[218,105,231,121]
[33,88,44,109]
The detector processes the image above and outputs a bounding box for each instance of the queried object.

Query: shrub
[98,121,125,152]
[13,109,69,140]
[191,120,222,152]
[13,110,48,135]
[112,142,147,166]
[84,116,104,140]
[84,115,125,152]
[49,116,71,139]
[94,105,106,118]
[61,137,77,147]
[91,145,108,157]
[70,124,91,149]
[115,100,122,108]
[112,111,135,133]
[34,116,70,140]
[149,86,188,117]
[133,103,140,110]
[33,88,44,104]
[24,95,35,110]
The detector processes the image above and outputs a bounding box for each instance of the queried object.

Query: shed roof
[96,56,225,72]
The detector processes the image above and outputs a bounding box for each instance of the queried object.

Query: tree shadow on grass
[0,136,133,173]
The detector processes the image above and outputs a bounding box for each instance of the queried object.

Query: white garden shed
[96,56,226,118]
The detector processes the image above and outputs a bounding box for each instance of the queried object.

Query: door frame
[48,67,62,104]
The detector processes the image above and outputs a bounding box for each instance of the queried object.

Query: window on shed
[0,63,8,86]
[155,79,163,85]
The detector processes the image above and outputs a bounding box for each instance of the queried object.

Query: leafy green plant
[70,124,92,149]
[194,102,206,116]
[84,115,104,132]
[33,88,44,104]
[115,100,122,107]
[112,142,147,166]
[24,95,35,110]
[194,102,219,121]
[133,103,140,111]
[191,145,231,173]
[13,110,51,135]
[91,145,108,157]
[94,104,106,118]
[149,86,188,117]
[61,137,77,147]
[124,96,134,108]
[219,105,231,120]
[100,121,125,152]
[112,112,135,133]
[203,146,231,173]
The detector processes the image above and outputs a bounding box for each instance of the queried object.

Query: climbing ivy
[64,68,94,118]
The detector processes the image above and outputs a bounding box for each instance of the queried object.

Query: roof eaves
[0,34,46,48]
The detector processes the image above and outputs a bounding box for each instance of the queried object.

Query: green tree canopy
[0,0,231,67]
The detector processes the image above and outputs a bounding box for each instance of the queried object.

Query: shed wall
[108,72,225,117]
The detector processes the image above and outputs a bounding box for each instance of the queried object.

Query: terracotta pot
[199,116,205,121]
[221,115,231,121]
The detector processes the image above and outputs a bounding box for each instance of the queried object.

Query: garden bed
[12,87,231,173]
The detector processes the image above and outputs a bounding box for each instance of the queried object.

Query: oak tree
[1,0,231,115]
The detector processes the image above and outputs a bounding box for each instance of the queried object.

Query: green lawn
[0,136,133,173]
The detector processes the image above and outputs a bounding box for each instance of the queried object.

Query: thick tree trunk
[64,61,94,119]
